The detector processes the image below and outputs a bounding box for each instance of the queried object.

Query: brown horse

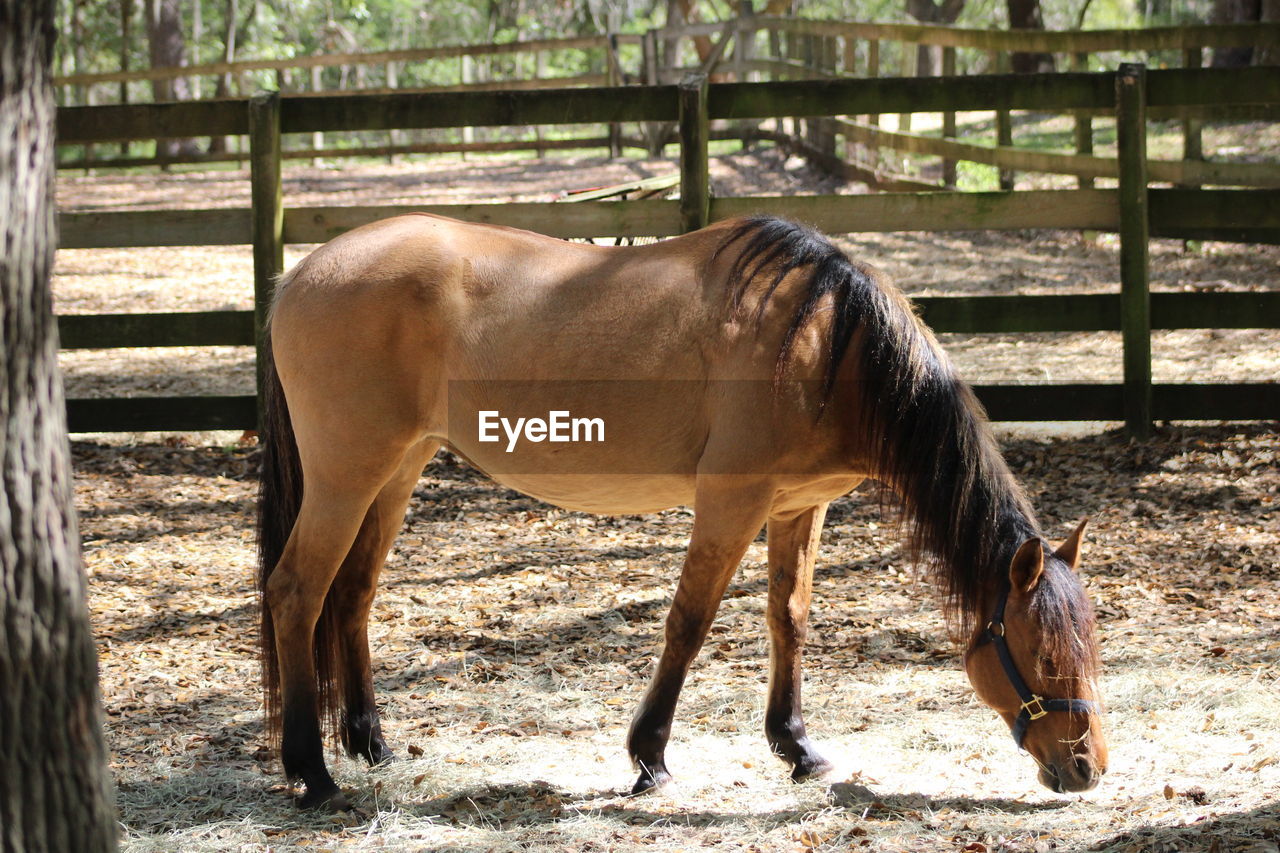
[257,213,1107,810]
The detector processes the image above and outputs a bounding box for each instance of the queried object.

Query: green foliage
[53,0,1227,102]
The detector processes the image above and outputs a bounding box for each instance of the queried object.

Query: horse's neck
[862,366,1040,619]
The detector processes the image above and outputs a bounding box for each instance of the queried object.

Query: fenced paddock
[53,44,1280,853]
[54,65,1280,437]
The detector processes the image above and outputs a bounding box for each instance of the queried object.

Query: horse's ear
[1009,537,1045,594]
[1053,517,1089,571]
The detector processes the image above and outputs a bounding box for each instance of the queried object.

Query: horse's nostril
[1074,756,1093,777]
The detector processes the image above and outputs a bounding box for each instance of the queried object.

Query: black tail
[257,330,356,752]
[257,336,301,747]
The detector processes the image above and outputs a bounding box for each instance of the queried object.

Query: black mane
[716,216,1097,673]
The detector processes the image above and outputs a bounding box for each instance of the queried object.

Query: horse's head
[962,520,1107,793]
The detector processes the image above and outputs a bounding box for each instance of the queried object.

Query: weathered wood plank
[56,192,1275,251]
[58,208,251,248]
[57,311,253,349]
[918,292,1280,333]
[834,119,1280,187]
[57,100,247,142]
[1151,292,1280,329]
[54,35,612,87]
[972,383,1280,422]
[973,384,1123,421]
[918,295,1119,333]
[559,173,680,203]
[283,201,684,242]
[760,17,1280,54]
[1150,188,1280,242]
[279,85,679,132]
[58,135,619,170]
[65,395,258,433]
[708,73,1115,118]
[710,190,1121,232]
[835,118,1119,180]
[1146,66,1280,108]
[281,73,609,97]
[1151,383,1280,421]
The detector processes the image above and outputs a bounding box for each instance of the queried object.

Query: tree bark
[208,0,239,155]
[1211,0,1262,67]
[143,0,199,158]
[0,1,119,851]
[1006,0,1056,73]
[905,0,964,76]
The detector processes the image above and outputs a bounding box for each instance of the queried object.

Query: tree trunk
[1211,0,1262,67]
[905,0,965,76]
[208,0,239,155]
[0,1,119,851]
[143,0,199,158]
[1006,0,1056,73]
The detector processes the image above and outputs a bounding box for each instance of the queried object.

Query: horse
[257,213,1107,810]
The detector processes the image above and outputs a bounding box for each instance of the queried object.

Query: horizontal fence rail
[54,18,1280,181]
[54,66,1280,435]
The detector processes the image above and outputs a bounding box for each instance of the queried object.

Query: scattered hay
[58,153,1280,851]
[73,424,1280,852]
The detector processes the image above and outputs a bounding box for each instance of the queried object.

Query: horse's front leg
[627,478,773,794]
[765,503,833,781]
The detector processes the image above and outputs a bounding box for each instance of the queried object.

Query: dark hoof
[790,755,834,783]
[629,765,673,796]
[298,786,351,812]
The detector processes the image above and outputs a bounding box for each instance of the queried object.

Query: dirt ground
[55,151,1280,851]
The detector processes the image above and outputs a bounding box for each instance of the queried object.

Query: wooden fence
[55,66,1280,437]
[55,18,1280,188]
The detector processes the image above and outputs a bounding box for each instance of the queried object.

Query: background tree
[143,0,200,157]
[906,0,965,75]
[0,0,119,850]
[1210,0,1274,66]
[1006,0,1056,72]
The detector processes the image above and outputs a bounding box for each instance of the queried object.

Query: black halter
[975,584,1098,748]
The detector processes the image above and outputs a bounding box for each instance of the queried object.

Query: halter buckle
[987,620,1005,638]
[1021,695,1048,721]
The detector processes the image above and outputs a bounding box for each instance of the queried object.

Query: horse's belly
[479,471,697,515]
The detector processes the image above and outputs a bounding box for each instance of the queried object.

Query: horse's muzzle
[1039,755,1103,793]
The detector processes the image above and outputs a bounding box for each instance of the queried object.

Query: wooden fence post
[941,46,957,188]
[1116,63,1152,439]
[1181,47,1204,172]
[606,34,623,158]
[386,61,401,163]
[678,72,710,233]
[993,50,1014,190]
[309,66,324,164]
[249,91,284,430]
[735,3,757,149]
[1073,52,1094,190]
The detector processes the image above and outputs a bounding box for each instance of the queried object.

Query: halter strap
[975,584,1098,749]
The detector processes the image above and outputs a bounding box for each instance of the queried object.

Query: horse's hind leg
[330,438,440,766]
[627,478,773,795]
[268,441,418,810]
[764,503,833,781]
